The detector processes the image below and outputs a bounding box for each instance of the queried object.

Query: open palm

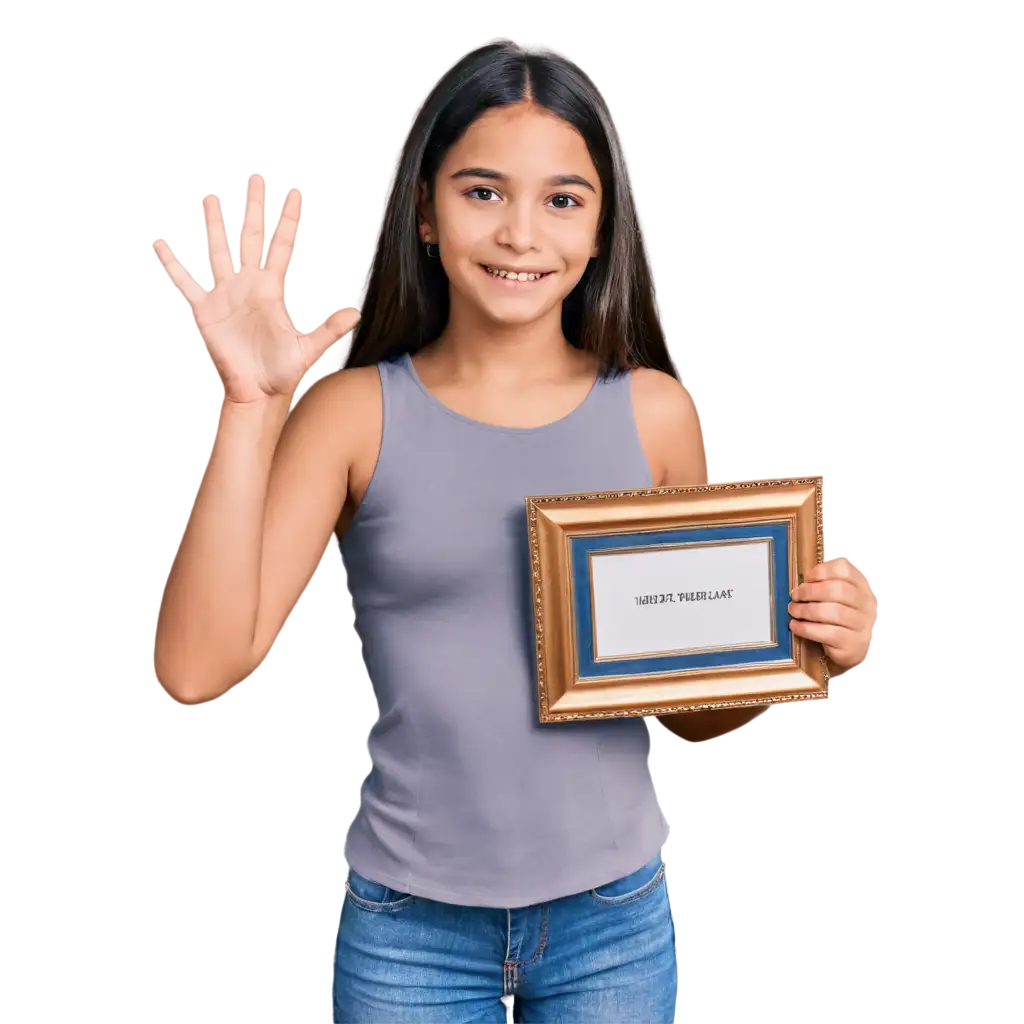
[153,174,360,404]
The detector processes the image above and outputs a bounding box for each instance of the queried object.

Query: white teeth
[485,265,547,281]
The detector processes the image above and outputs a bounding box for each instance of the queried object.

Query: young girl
[153,39,876,1024]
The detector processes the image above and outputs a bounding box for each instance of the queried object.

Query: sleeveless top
[338,350,671,909]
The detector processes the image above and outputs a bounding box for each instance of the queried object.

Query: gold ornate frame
[525,477,828,723]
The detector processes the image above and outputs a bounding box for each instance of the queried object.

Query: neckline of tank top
[399,350,608,435]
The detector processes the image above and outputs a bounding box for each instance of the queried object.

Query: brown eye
[467,187,500,202]
[549,193,581,210]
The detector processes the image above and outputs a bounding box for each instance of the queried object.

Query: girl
[153,39,876,1024]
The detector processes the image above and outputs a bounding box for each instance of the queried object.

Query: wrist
[219,389,293,422]
[217,389,293,445]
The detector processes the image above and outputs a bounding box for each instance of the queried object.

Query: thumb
[305,299,362,360]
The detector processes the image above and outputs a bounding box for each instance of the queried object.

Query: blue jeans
[332,850,676,1023]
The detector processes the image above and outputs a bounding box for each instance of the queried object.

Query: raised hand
[153,174,361,404]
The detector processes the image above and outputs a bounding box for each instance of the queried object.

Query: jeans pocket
[344,866,416,913]
[588,852,666,905]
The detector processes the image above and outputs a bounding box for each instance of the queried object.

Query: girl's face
[417,102,603,328]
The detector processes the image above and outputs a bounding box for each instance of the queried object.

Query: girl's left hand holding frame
[788,557,877,676]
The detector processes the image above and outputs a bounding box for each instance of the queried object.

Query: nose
[494,199,542,254]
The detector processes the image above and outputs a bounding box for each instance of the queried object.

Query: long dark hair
[342,39,678,380]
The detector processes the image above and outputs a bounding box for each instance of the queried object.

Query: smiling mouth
[480,264,554,284]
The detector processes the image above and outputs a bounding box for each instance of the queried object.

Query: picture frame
[524,477,828,723]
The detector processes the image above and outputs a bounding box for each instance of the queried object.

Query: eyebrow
[449,167,598,195]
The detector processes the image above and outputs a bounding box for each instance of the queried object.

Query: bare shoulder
[628,366,707,487]
[629,366,699,422]
[270,362,382,493]
[293,362,381,419]
[278,363,381,456]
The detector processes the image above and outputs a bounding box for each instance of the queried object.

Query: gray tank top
[338,350,670,908]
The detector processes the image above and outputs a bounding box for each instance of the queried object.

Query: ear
[415,180,436,244]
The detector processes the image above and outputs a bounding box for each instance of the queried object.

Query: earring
[424,242,439,258]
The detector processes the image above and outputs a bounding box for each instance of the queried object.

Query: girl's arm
[154,367,379,704]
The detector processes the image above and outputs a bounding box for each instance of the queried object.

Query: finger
[805,557,869,591]
[239,173,265,269]
[153,239,206,306]
[264,188,301,276]
[789,619,859,667]
[788,599,868,631]
[203,194,235,284]
[305,303,362,360]
[788,618,855,651]
[791,578,867,610]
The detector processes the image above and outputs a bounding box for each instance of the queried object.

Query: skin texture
[787,559,876,673]
[417,104,600,334]
[153,103,877,731]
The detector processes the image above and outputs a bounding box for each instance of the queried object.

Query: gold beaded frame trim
[524,477,827,723]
